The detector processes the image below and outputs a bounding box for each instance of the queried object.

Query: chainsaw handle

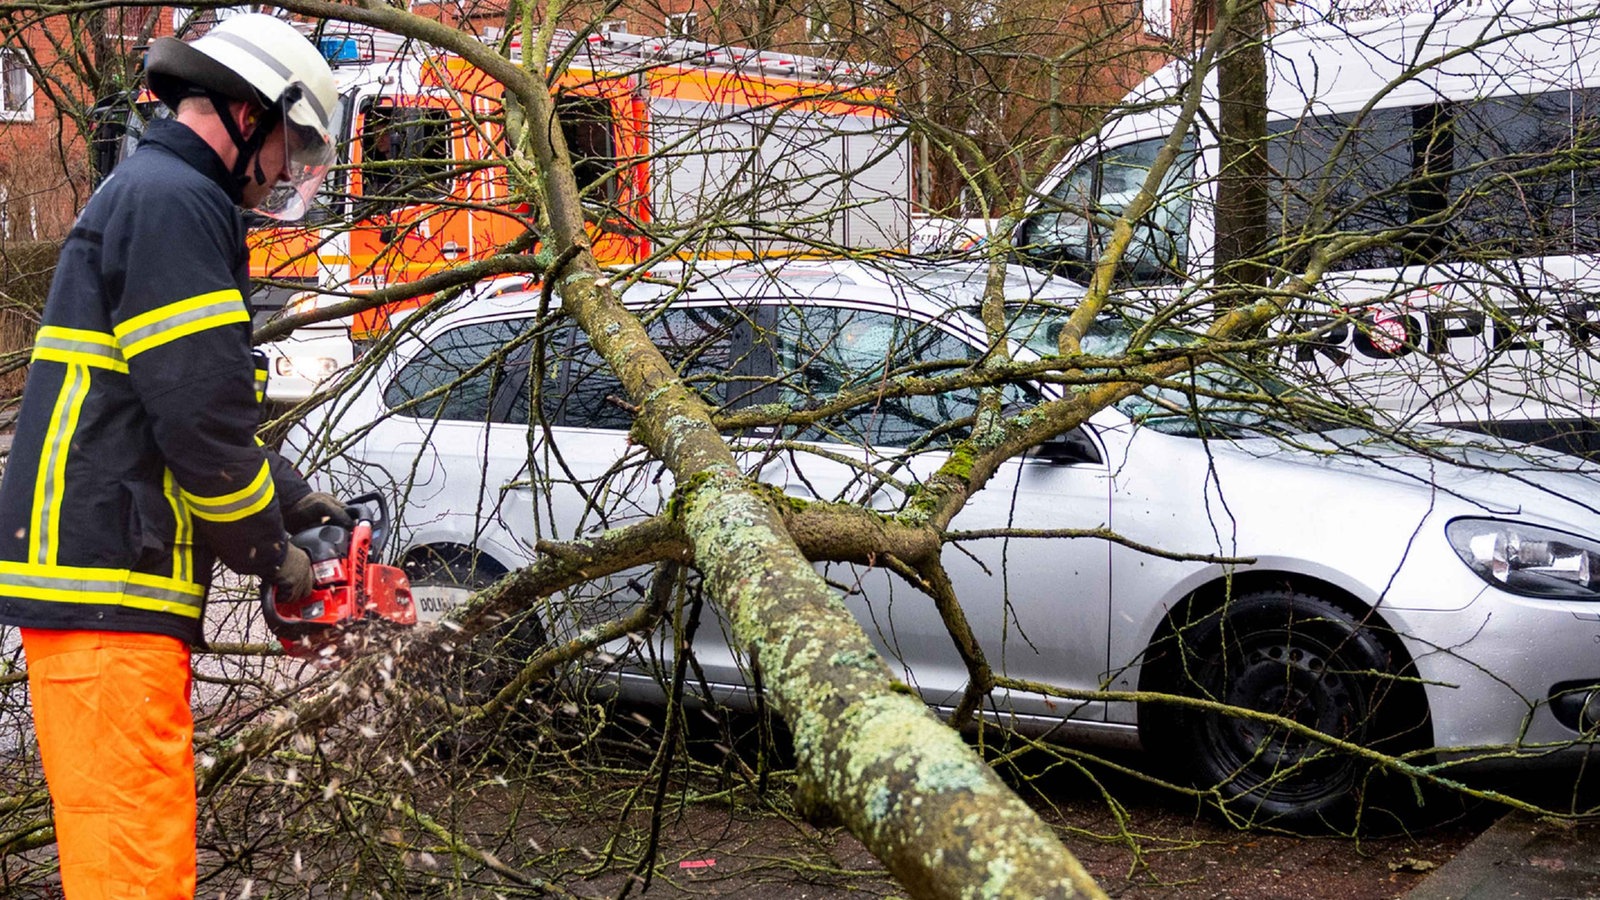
[259,583,326,641]
[341,491,391,559]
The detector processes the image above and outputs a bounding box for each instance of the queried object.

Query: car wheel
[1147,589,1427,826]
[404,547,546,697]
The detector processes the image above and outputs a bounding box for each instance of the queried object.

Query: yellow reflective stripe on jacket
[163,469,194,582]
[181,458,274,522]
[31,326,129,373]
[30,363,91,564]
[254,364,268,403]
[0,560,204,618]
[114,289,248,359]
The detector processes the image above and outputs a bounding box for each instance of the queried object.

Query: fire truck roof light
[319,37,366,64]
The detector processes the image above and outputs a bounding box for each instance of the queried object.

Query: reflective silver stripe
[0,563,205,617]
[0,573,202,606]
[189,485,271,520]
[183,459,275,522]
[116,294,248,358]
[208,29,291,78]
[163,469,193,582]
[205,31,329,125]
[31,364,90,564]
[32,327,128,372]
[127,580,201,607]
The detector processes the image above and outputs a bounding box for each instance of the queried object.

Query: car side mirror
[1033,428,1102,465]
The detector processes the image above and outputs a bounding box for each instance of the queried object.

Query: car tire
[1145,589,1429,827]
[404,547,547,698]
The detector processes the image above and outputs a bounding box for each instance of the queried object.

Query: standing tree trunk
[1214,0,1270,302]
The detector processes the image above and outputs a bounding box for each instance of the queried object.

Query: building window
[1,50,33,122]
[103,7,155,41]
[0,183,35,241]
[1144,0,1172,37]
[666,12,698,39]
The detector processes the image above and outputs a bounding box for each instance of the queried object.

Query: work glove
[273,544,315,604]
[284,491,355,533]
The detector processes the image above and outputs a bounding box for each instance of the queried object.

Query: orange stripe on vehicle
[649,69,891,115]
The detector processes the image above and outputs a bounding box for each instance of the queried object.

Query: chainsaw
[260,491,417,659]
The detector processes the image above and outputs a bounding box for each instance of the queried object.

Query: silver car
[288,259,1600,824]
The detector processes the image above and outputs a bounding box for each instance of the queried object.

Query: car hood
[1213,426,1600,531]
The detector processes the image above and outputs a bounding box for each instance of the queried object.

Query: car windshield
[1005,306,1319,438]
[1014,136,1196,287]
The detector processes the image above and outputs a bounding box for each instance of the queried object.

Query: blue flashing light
[319,37,361,63]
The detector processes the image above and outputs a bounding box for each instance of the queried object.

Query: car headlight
[1447,518,1600,599]
[273,353,339,381]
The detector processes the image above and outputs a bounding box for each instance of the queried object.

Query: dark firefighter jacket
[0,118,308,646]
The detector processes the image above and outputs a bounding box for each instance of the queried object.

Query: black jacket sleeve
[103,178,288,578]
[268,448,313,513]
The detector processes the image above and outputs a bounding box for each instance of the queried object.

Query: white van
[1015,2,1600,454]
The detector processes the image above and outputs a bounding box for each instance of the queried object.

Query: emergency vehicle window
[90,96,136,184]
[383,319,529,421]
[304,93,352,223]
[1572,89,1600,250]
[104,100,164,175]
[537,308,737,430]
[359,102,455,204]
[1269,95,1600,269]
[555,95,618,202]
[1452,90,1597,256]
[760,306,1011,449]
[1267,107,1414,271]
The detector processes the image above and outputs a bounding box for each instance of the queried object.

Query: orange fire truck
[97,26,910,398]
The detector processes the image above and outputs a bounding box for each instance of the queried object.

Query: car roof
[428,258,1086,331]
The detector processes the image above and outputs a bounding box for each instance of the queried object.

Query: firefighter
[0,15,343,899]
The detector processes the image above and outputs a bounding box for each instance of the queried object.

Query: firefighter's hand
[285,491,355,532]
[274,545,315,603]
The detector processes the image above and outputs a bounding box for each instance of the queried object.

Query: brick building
[0,7,173,241]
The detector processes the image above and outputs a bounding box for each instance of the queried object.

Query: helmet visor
[253,117,335,222]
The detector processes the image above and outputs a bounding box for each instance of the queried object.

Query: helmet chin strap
[207,92,283,190]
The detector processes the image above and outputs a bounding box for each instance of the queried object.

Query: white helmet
[146,14,338,220]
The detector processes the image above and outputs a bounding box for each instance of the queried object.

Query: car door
[752,301,1116,724]
[504,303,763,681]
[371,315,558,620]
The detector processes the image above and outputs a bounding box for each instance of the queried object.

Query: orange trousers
[21,629,196,900]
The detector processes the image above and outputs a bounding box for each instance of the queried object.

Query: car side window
[383,318,530,421]
[762,305,1001,448]
[535,306,741,430]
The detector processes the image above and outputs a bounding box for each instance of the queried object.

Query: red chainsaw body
[269,519,417,658]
